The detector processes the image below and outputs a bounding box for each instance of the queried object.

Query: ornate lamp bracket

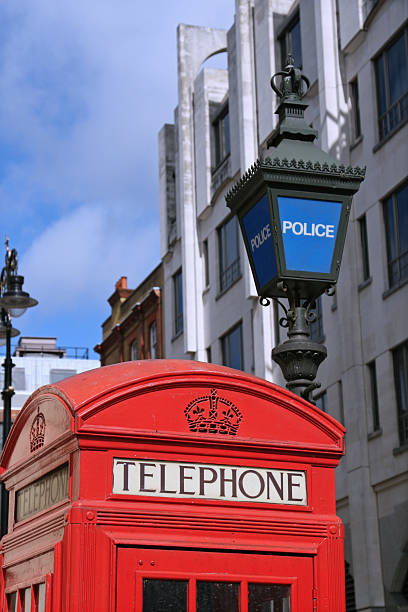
[261,290,327,404]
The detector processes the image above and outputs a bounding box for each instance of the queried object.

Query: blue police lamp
[226,55,365,401]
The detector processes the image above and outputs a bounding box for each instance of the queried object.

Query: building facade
[95,264,163,366]
[158,1,408,609]
[0,336,99,425]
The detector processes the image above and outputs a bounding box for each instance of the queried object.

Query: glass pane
[224,112,230,156]
[130,340,138,360]
[375,55,387,116]
[384,197,397,261]
[280,37,287,68]
[394,347,408,415]
[177,273,183,314]
[228,325,242,370]
[315,391,327,413]
[143,579,187,612]
[7,592,17,612]
[351,80,361,138]
[196,581,239,612]
[248,583,291,612]
[290,19,302,68]
[387,34,407,106]
[214,120,221,166]
[150,322,157,359]
[38,583,46,612]
[225,217,238,267]
[359,215,370,280]
[222,324,243,371]
[397,184,408,256]
[24,587,32,611]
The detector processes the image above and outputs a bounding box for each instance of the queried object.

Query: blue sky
[0,1,234,357]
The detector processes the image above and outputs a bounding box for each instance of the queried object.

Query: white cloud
[21,201,159,315]
[0,0,234,349]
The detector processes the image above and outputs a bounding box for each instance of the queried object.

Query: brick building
[95,264,163,366]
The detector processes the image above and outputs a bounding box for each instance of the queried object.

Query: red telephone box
[0,360,346,611]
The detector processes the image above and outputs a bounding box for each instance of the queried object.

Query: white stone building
[158,1,408,610]
[1,337,100,415]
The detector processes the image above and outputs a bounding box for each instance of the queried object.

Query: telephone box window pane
[196,581,239,612]
[24,587,32,611]
[248,583,291,611]
[7,592,17,612]
[38,583,46,612]
[142,579,187,612]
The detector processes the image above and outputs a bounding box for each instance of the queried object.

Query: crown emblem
[30,408,46,452]
[184,389,243,436]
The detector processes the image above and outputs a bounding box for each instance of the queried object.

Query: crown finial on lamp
[270,54,310,102]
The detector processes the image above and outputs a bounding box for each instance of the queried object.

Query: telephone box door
[117,547,314,611]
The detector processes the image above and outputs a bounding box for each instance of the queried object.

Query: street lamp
[226,54,365,402]
[0,239,38,537]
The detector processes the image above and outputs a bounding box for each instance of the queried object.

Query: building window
[345,561,357,612]
[173,268,183,336]
[338,380,345,425]
[221,322,244,371]
[393,340,408,446]
[130,340,138,360]
[206,346,212,363]
[218,216,241,293]
[368,360,380,431]
[314,391,327,412]
[130,340,138,361]
[350,78,362,140]
[149,321,158,359]
[49,369,76,384]
[402,566,408,599]
[383,182,408,288]
[375,27,408,141]
[309,296,324,343]
[203,239,210,287]
[359,215,370,281]
[12,367,26,391]
[213,103,230,168]
[279,12,302,68]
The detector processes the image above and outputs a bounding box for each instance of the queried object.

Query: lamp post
[0,239,38,537]
[226,54,365,402]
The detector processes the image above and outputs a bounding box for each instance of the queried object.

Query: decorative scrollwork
[279,316,289,328]
[301,381,321,404]
[325,285,336,296]
[259,296,271,307]
[276,281,288,293]
[304,299,318,324]
[305,309,317,323]
[270,297,290,329]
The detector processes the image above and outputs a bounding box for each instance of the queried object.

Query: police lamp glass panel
[242,194,277,289]
[278,195,342,273]
[241,190,345,299]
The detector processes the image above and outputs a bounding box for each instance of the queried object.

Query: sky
[0,0,234,358]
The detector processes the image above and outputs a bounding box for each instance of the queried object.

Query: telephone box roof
[1,360,345,471]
